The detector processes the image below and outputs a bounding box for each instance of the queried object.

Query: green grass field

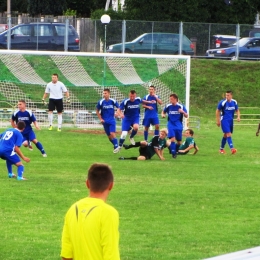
[0,124,259,260]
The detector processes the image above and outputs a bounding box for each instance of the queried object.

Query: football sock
[122,157,138,160]
[154,129,159,135]
[220,137,227,149]
[6,160,12,174]
[58,114,62,128]
[119,138,125,147]
[127,142,141,149]
[227,136,234,149]
[36,142,45,154]
[48,113,53,126]
[144,130,148,141]
[111,138,118,148]
[17,165,24,178]
[176,144,180,153]
[170,142,176,155]
[130,129,137,138]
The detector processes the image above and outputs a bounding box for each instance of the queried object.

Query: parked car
[107,33,194,55]
[249,29,260,37]
[0,22,80,51]
[0,24,8,33]
[211,35,238,48]
[206,37,260,59]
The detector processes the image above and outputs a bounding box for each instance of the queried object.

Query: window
[142,34,158,44]
[12,25,31,36]
[34,25,53,37]
[55,25,75,36]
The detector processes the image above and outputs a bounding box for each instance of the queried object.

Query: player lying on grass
[171,128,199,155]
[119,128,168,160]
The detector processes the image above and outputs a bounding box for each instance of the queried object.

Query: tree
[0,0,28,14]
[124,0,260,24]
[28,0,67,16]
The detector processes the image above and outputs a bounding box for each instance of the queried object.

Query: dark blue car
[206,37,260,59]
[0,22,80,51]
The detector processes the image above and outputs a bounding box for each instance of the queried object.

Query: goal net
[0,50,190,129]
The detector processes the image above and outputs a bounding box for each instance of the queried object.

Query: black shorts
[48,98,63,113]
[139,147,151,160]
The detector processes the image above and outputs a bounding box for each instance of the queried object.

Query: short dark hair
[18,99,26,104]
[149,85,155,89]
[87,163,114,192]
[17,121,25,130]
[103,88,110,93]
[130,90,136,94]
[226,90,233,95]
[52,73,59,77]
[170,93,178,100]
[186,129,194,136]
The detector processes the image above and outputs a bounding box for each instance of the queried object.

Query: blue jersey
[163,103,187,129]
[96,98,119,123]
[0,128,23,153]
[12,110,36,135]
[119,97,142,119]
[217,99,238,121]
[143,94,160,118]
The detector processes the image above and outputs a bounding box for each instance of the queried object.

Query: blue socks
[154,129,159,135]
[130,129,137,139]
[17,165,24,178]
[144,131,148,141]
[227,136,234,149]
[119,138,125,147]
[220,137,227,149]
[36,142,45,154]
[170,142,176,155]
[111,138,118,149]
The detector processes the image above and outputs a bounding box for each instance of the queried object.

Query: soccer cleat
[129,138,135,145]
[28,143,33,151]
[42,153,47,157]
[219,149,226,154]
[57,128,61,132]
[118,156,125,160]
[8,173,16,178]
[123,144,130,150]
[231,148,237,154]
[113,147,120,154]
[17,176,27,181]
[48,126,53,131]
[172,153,177,159]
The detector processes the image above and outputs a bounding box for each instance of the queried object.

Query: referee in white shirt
[42,73,70,131]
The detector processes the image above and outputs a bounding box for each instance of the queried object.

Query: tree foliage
[28,0,67,16]
[124,0,260,24]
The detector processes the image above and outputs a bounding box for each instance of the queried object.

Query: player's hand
[161,113,165,118]
[150,100,156,104]
[100,119,105,124]
[66,98,71,103]
[256,132,259,137]
[216,121,220,127]
[23,157,30,163]
[148,106,154,110]
[237,117,240,122]
[35,126,40,130]
[42,99,47,105]
[160,157,165,160]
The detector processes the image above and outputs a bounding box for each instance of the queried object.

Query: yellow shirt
[61,197,120,260]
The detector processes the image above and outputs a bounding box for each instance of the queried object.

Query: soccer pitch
[0,125,259,260]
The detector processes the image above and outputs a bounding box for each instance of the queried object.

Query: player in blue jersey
[142,85,162,141]
[216,90,240,154]
[0,121,30,180]
[96,89,120,153]
[11,100,47,157]
[117,90,142,148]
[161,93,188,158]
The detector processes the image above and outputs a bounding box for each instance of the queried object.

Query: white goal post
[0,50,190,129]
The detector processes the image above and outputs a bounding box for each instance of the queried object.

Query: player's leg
[6,153,26,180]
[226,120,236,154]
[143,118,150,141]
[219,121,228,153]
[167,123,177,158]
[56,99,63,131]
[48,99,55,130]
[119,119,131,148]
[175,130,183,153]
[29,131,46,157]
[6,160,16,178]
[129,119,139,145]
[152,117,160,136]
[107,123,119,153]
[124,141,147,150]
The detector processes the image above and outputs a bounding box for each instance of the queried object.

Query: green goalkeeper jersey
[147,135,167,157]
[179,137,195,152]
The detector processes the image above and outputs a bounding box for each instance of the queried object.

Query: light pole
[7,0,11,50]
[101,14,111,88]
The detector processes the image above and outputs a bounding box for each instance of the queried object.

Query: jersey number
[2,131,13,140]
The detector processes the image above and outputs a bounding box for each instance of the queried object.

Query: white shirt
[45,81,67,99]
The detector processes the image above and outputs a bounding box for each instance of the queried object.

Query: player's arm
[193,144,199,155]
[178,144,195,154]
[15,146,30,162]
[161,110,166,118]
[216,109,221,126]
[96,108,104,123]
[154,147,165,160]
[178,108,188,118]
[155,96,163,105]
[116,108,124,118]
[256,123,260,136]
[142,104,153,110]
[33,120,40,130]
[236,109,240,122]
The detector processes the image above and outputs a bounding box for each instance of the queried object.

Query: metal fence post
[7,17,11,50]
[179,21,183,54]
[64,19,69,52]
[235,24,240,60]
[122,20,126,53]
